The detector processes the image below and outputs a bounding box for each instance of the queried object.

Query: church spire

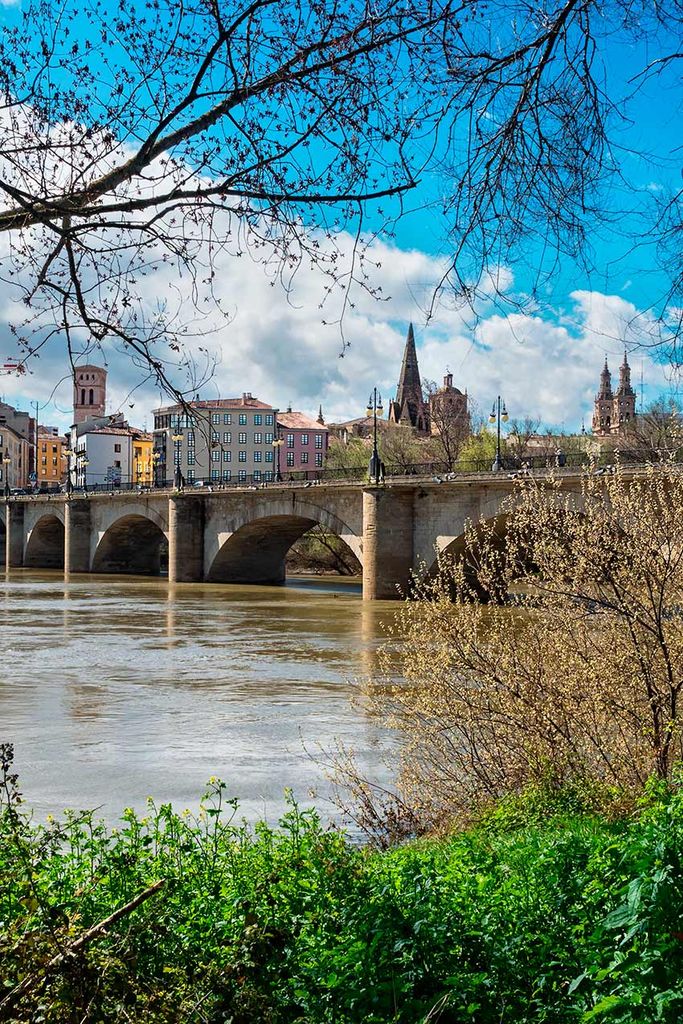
[316,404,325,425]
[617,350,634,396]
[598,357,613,400]
[395,323,422,409]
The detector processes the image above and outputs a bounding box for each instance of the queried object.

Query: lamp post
[152,450,161,487]
[79,455,89,492]
[489,396,509,472]
[366,388,384,484]
[272,428,284,482]
[2,455,10,498]
[171,432,184,490]
[63,448,73,494]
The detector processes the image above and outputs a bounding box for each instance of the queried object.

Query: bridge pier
[362,488,415,600]
[64,499,92,573]
[168,495,205,582]
[5,501,24,568]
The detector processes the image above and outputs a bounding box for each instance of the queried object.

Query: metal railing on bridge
[8,447,680,499]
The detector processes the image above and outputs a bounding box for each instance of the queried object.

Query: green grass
[2,771,683,1022]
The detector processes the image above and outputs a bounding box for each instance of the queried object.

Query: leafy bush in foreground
[2,756,683,1022]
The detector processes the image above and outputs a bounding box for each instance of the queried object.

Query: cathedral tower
[613,350,636,430]
[387,323,429,434]
[592,358,613,436]
[73,365,107,424]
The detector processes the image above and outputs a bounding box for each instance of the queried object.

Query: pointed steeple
[598,357,613,400]
[395,323,422,408]
[617,350,635,396]
[316,404,325,425]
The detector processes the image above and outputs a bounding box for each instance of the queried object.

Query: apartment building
[0,422,30,489]
[153,394,279,484]
[276,410,329,474]
[36,427,68,488]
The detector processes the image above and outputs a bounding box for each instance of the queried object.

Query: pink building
[277,409,329,476]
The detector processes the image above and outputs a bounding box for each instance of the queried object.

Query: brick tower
[73,365,107,424]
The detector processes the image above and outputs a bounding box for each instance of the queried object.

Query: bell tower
[73,364,107,424]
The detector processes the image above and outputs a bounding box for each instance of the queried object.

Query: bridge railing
[9,447,683,500]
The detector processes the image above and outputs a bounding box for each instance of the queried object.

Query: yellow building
[132,431,154,486]
[37,430,68,488]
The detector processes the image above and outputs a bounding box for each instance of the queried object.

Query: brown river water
[0,571,399,825]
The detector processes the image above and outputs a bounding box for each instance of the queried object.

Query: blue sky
[0,0,680,432]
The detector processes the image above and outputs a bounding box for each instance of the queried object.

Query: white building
[68,421,134,488]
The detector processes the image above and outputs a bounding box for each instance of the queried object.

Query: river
[0,571,398,825]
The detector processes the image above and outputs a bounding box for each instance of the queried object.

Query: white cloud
[0,227,676,435]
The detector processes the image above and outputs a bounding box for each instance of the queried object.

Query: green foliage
[3,758,683,1021]
[458,428,499,468]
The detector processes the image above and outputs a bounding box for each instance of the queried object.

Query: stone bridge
[0,472,585,599]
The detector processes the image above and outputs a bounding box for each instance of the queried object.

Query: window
[187,431,195,445]
[187,469,195,481]
[265,451,273,463]
[238,469,247,482]
[301,452,309,464]
[212,413,220,424]
[315,453,323,467]
[114,460,121,469]
[41,456,47,465]
[223,450,231,462]
[239,413,247,425]
[286,452,294,467]
[211,450,220,462]
[254,414,262,425]
[187,451,195,465]
[315,434,323,448]
[264,471,273,482]
[223,431,231,443]
[239,450,247,462]
[89,388,94,405]
[212,431,219,442]
[238,431,247,444]
[253,470,261,482]
[254,432,262,444]
[265,432,273,444]
[254,451,262,462]
[211,469,219,480]
[287,433,294,448]
[265,414,274,426]
[223,413,232,425]
[222,469,232,481]
[301,433,309,445]
[114,443,121,453]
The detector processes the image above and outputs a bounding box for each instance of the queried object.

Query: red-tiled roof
[154,396,275,414]
[277,411,328,431]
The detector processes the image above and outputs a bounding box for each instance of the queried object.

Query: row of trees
[326,398,683,474]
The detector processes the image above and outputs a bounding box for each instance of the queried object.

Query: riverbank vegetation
[5,463,683,1022]
[2,745,683,1024]
[371,460,683,833]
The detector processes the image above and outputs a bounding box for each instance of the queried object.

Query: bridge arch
[92,512,168,576]
[24,513,65,569]
[206,504,362,585]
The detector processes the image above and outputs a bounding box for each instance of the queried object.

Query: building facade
[0,400,35,482]
[153,394,279,484]
[36,428,68,488]
[276,410,329,474]
[0,422,30,489]
[592,353,637,437]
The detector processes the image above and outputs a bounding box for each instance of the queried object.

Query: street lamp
[272,428,284,482]
[2,455,10,497]
[366,388,384,484]
[151,450,161,487]
[171,432,184,490]
[63,448,74,494]
[489,396,509,472]
[79,455,89,492]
